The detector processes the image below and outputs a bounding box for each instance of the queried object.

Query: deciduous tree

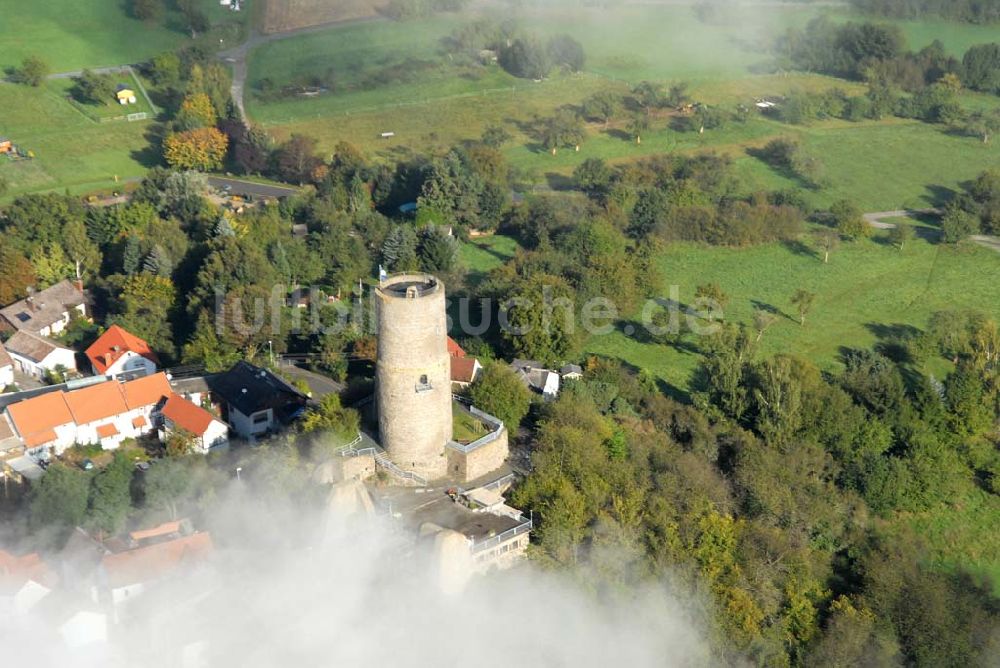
[468,361,533,430]
[790,289,816,325]
[164,127,228,171]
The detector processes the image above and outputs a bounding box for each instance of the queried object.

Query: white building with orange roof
[97,529,214,615]
[1,373,183,456]
[160,393,228,453]
[84,325,159,378]
[0,548,59,617]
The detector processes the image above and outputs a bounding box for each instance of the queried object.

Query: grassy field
[0,0,245,73]
[0,83,154,199]
[459,234,521,285]
[246,5,999,211]
[583,223,1000,395]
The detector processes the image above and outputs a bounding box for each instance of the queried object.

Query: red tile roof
[132,416,147,429]
[101,532,213,589]
[0,549,58,590]
[23,429,57,448]
[6,392,74,444]
[64,381,128,425]
[121,372,171,410]
[447,337,466,358]
[85,325,159,374]
[129,520,182,543]
[5,374,172,447]
[96,423,118,439]
[161,393,217,436]
[451,357,480,384]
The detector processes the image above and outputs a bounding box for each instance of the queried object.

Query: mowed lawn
[733,118,1000,210]
[0,0,249,73]
[0,83,155,198]
[0,0,184,72]
[247,4,827,124]
[585,226,1000,395]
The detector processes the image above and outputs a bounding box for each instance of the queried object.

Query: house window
[252,412,269,424]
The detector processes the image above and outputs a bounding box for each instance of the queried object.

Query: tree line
[512,306,1000,665]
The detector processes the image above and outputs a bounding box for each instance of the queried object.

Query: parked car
[81,459,94,471]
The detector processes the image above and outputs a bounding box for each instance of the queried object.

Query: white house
[510,359,560,400]
[207,362,308,438]
[97,529,213,621]
[3,331,77,380]
[0,344,13,388]
[160,393,229,453]
[85,325,158,378]
[0,280,87,338]
[3,373,173,456]
[0,549,57,618]
[5,391,78,455]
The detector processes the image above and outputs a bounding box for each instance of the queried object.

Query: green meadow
[583,224,1000,395]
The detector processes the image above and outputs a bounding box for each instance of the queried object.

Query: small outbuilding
[115,85,137,105]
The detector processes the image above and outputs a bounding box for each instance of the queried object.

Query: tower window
[416,374,432,393]
[420,374,428,384]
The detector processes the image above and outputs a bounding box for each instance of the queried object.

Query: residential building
[0,280,87,337]
[3,330,77,380]
[160,393,229,453]
[0,344,13,388]
[447,336,482,387]
[559,364,584,380]
[450,356,482,387]
[207,361,308,438]
[85,325,158,378]
[97,529,213,617]
[0,549,58,617]
[510,359,560,400]
[2,373,175,455]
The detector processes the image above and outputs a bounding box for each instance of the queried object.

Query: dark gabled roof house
[207,361,308,423]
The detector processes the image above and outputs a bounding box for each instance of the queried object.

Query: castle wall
[446,428,509,484]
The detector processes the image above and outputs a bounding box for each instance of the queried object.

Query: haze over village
[1,0,999,665]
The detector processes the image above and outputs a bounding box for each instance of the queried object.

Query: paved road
[207,176,298,199]
[277,363,345,399]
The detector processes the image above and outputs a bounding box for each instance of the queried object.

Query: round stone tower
[375,274,452,480]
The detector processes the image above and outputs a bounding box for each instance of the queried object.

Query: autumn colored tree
[0,245,36,304]
[175,92,217,131]
[164,127,228,171]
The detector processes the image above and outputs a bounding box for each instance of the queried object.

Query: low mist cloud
[2,482,712,667]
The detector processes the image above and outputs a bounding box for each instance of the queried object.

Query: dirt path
[218,16,381,122]
[864,208,1000,254]
[862,208,940,229]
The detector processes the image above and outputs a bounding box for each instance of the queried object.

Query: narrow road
[206,176,298,198]
[47,65,132,79]
[864,208,1000,254]
[862,208,941,229]
[218,16,381,122]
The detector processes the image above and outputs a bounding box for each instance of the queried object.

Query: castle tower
[375,274,452,480]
